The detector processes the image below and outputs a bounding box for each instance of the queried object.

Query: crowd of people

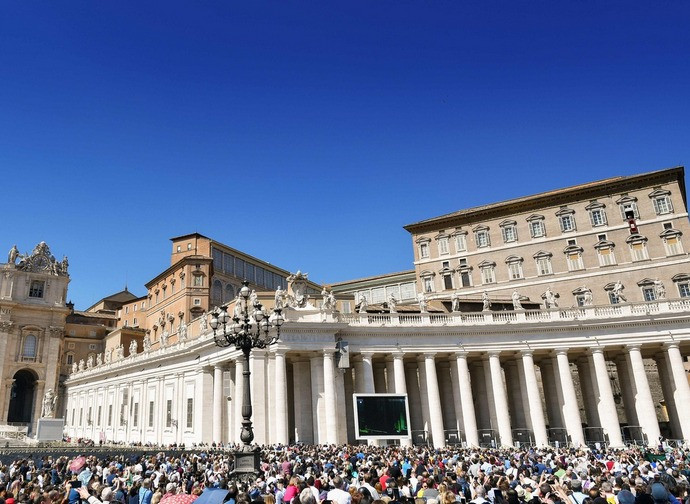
[0,443,689,504]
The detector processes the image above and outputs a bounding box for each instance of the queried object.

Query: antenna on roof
[125,271,128,292]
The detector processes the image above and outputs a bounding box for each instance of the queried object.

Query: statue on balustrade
[8,245,19,265]
[129,339,138,356]
[96,353,102,366]
[143,333,152,352]
[418,292,428,313]
[451,291,461,312]
[358,294,368,314]
[583,287,593,306]
[612,281,627,303]
[544,287,559,308]
[387,293,397,313]
[116,344,124,360]
[86,355,94,368]
[654,279,666,300]
[482,291,491,311]
[512,290,523,310]
[274,286,286,310]
[178,320,188,341]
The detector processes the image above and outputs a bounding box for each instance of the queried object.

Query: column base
[231,446,261,483]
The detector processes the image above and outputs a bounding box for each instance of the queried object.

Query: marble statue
[613,281,627,303]
[250,289,259,308]
[86,355,94,368]
[8,245,19,265]
[178,320,188,341]
[274,287,285,310]
[544,287,558,308]
[200,311,208,331]
[104,349,112,364]
[129,339,138,356]
[160,330,169,347]
[451,291,461,312]
[96,353,102,366]
[387,293,397,313]
[583,288,593,306]
[321,288,336,311]
[321,288,329,308]
[358,294,368,314]
[143,334,151,352]
[654,279,666,299]
[512,290,523,310]
[328,290,336,311]
[482,291,491,312]
[418,292,428,313]
[233,295,243,319]
[72,362,78,374]
[41,389,58,418]
[61,256,69,275]
[78,359,85,371]
[116,344,124,360]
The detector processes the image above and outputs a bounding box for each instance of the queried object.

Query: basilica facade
[55,166,690,447]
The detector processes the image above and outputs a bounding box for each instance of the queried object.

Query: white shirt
[327,488,352,504]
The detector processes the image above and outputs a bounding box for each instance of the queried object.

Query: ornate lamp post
[210,280,284,480]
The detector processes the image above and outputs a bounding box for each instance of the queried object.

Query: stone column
[487,352,512,446]
[274,350,289,444]
[391,353,412,446]
[504,360,526,428]
[31,379,46,435]
[576,357,600,428]
[664,343,690,440]
[234,357,245,440]
[323,350,338,444]
[520,351,548,446]
[405,361,424,437]
[627,345,661,444]
[213,365,223,443]
[453,352,478,446]
[360,352,375,393]
[590,348,624,447]
[373,362,387,393]
[386,359,396,393]
[554,350,585,446]
[310,355,325,443]
[422,353,446,448]
[292,359,313,444]
[226,364,235,443]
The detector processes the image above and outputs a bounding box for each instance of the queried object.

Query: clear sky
[1,1,689,309]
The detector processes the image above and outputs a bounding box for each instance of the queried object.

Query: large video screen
[353,394,411,440]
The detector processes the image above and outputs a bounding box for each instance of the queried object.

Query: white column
[323,350,338,444]
[554,350,585,446]
[274,350,289,444]
[391,353,412,446]
[664,343,690,440]
[628,345,661,444]
[454,352,478,446]
[292,359,313,443]
[423,353,446,448]
[360,352,375,393]
[520,351,548,446]
[488,352,512,447]
[212,365,223,443]
[373,362,387,393]
[590,348,624,447]
[226,364,235,444]
[234,357,245,440]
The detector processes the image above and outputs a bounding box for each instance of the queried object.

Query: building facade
[63,166,690,448]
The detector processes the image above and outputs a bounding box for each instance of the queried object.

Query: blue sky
[1,1,689,309]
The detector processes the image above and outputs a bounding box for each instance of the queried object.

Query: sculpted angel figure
[129,339,138,356]
[42,389,58,418]
[387,293,397,313]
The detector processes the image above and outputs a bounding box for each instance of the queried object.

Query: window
[177,245,181,252]
[663,222,673,230]
[194,298,201,306]
[505,256,524,280]
[597,233,608,241]
[453,231,468,252]
[22,334,37,359]
[500,220,518,243]
[89,343,96,350]
[564,246,584,271]
[627,235,649,262]
[423,276,433,293]
[586,201,608,227]
[419,242,430,259]
[186,398,193,429]
[556,208,576,233]
[166,399,173,428]
[534,251,553,276]
[660,229,684,256]
[193,275,203,287]
[649,188,674,215]
[133,318,138,327]
[108,405,113,426]
[617,195,639,220]
[437,236,449,255]
[479,261,496,284]
[597,247,616,266]
[187,243,192,250]
[149,401,155,428]
[642,287,656,302]
[66,353,74,365]
[132,403,139,427]
[29,280,45,298]
[527,215,546,238]
[442,272,453,290]
[474,226,491,248]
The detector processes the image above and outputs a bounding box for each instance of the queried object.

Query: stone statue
[274,286,285,310]
[143,334,151,352]
[160,330,169,347]
[358,294,368,314]
[8,245,19,265]
[512,290,523,311]
[654,279,666,299]
[129,339,138,356]
[328,290,336,311]
[200,311,208,331]
[78,359,85,371]
[482,291,491,312]
[41,389,58,418]
[104,348,112,364]
[612,281,627,303]
[320,288,336,311]
[387,293,397,313]
[60,256,69,275]
[321,288,329,308]
[544,287,558,308]
[451,291,461,312]
[233,295,243,319]
[116,344,124,360]
[96,353,102,366]
[178,320,188,341]
[249,289,259,308]
[86,355,94,368]
[72,362,78,374]
[583,288,593,306]
[418,292,428,313]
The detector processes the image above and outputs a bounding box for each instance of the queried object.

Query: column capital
[589,347,605,356]
[626,343,642,353]
[485,350,501,359]
[391,351,405,361]
[520,349,534,358]
[663,341,680,350]
[359,351,374,360]
[273,348,288,357]
[420,352,436,360]
[553,348,569,357]
[323,348,336,358]
[454,350,469,358]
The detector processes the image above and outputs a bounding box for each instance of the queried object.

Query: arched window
[224,284,235,303]
[22,334,37,360]
[212,280,222,305]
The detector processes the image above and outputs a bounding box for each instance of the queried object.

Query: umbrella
[69,456,86,474]
[161,495,198,504]
[193,488,229,504]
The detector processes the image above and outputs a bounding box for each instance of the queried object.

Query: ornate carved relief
[14,242,69,276]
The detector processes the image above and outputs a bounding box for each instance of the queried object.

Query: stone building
[63,166,690,448]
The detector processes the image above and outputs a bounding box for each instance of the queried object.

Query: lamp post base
[230,446,261,483]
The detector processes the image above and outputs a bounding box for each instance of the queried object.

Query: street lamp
[210,280,284,480]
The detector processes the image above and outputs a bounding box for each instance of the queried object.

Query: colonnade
[207,342,690,448]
